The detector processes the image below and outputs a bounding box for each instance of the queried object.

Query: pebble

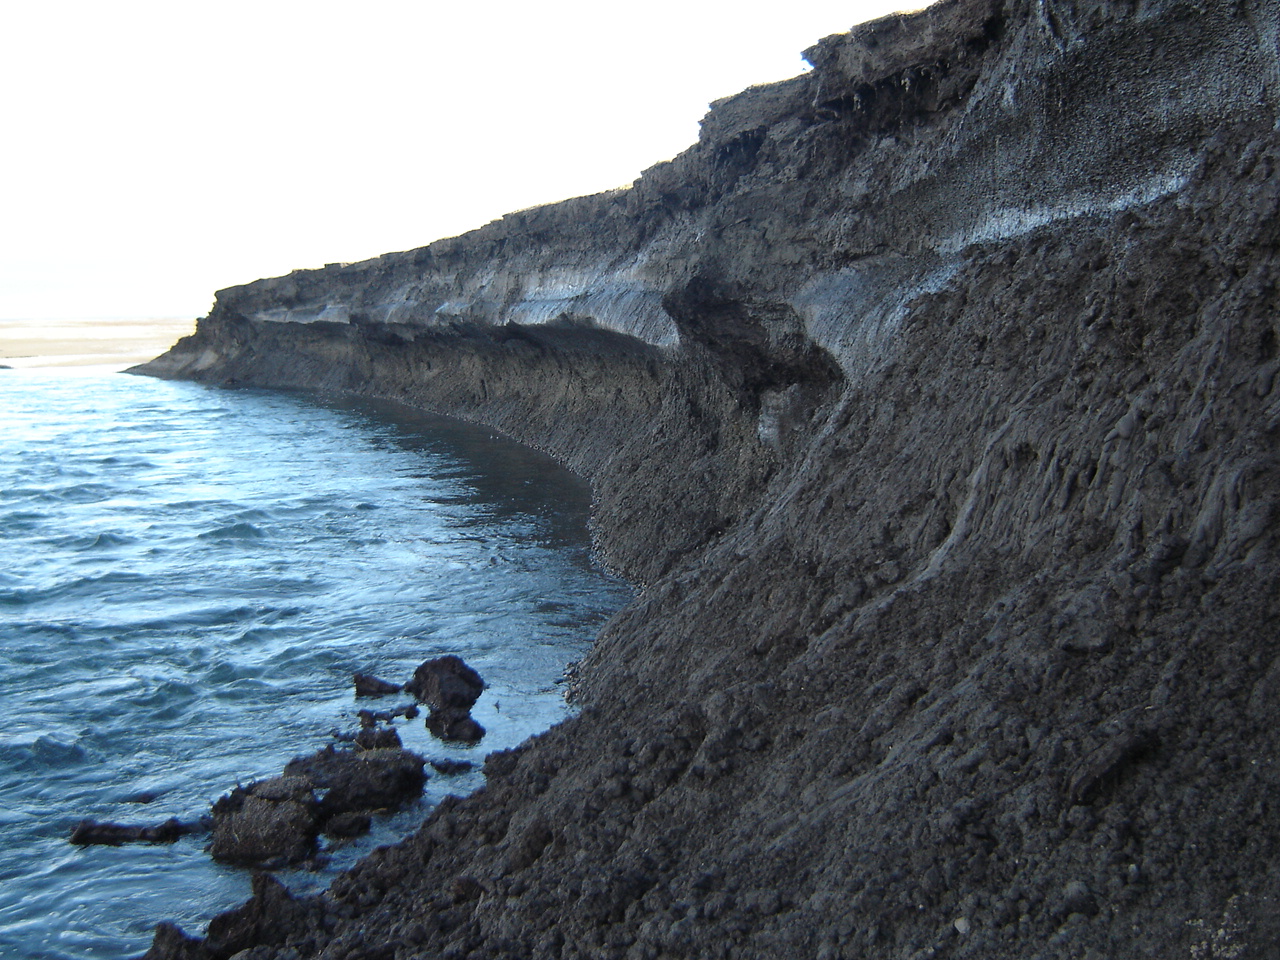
[1061,880,1098,917]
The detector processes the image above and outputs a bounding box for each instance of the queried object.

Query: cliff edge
[137,0,1280,956]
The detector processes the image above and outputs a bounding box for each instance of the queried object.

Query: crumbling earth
[135,0,1280,956]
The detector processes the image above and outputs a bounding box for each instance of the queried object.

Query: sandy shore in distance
[0,318,197,370]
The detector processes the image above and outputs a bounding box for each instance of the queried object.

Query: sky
[1,1,908,322]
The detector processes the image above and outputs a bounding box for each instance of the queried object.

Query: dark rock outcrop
[355,704,419,726]
[140,922,213,960]
[208,748,427,867]
[209,777,320,867]
[352,673,401,698]
[403,655,485,712]
[70,818,196,846]
[135,0,1280,956]
[282,745,427,819]
[351,724,402,751]
[430,758,474,776]
[142,874,327,960]
[423,707,485,744]
[322,811,373,839]
[403,655,488,743]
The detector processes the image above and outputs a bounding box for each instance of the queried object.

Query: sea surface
[0,366,630,959]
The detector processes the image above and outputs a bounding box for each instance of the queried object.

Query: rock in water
[202,873,318,959]
[424,707,486,744]
[69,817,194,846]
[283,744,427,818]
[353,724,403,751]
[139,922,211,960]
[430,758,474,775]
[323,810,373,839]
[209,777,320,866]
[353,673,402,698]
[207,747,426,866]
[404,655,487,743]
[404,655,485,711]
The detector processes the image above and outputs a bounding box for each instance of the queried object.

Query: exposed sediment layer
[136,0,1280,956]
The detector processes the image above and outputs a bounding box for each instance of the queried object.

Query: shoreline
[0,318,196,370]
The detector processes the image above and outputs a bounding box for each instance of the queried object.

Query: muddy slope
[136,0,1280,957]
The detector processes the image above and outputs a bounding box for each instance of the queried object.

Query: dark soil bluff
[135,0,1280,957]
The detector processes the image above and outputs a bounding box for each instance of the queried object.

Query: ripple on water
[0,736,90,773]
[5,571,150,609]
[198,521,269,540]
[124,678,199,712]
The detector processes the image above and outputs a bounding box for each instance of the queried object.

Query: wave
[0,570,149,607]
[37,531,139,551]
[0,735,89,773]
[198,521,268,540]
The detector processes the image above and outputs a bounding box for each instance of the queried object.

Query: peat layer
[136,0,1280,956]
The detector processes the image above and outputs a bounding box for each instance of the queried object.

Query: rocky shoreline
[72,659,486,870]
[134,0,1280,956]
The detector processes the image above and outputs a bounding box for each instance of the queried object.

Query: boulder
[140,922,213,960]
[353,725,403,751]
[283,745,426,817]
[357,704,419,726]
[70,817,194,846]
[430,758,474,775]
[404,655,485,711]
[353,673,402,698]
[203,873,320,958]
[209,776,320,866]
[425,707,486,744]
[323,811,372,838]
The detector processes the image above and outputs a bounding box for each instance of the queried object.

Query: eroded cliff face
[138,0,1280,957]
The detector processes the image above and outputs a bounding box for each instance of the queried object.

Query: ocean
[0,366,629,959]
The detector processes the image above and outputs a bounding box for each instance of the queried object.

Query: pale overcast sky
[1,1,906,322]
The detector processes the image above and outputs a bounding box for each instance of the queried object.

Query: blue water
[0,366,628,959]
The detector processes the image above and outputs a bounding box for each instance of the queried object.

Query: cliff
[137,0,1280,956]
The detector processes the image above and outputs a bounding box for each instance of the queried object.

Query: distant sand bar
[0,318,197,370]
